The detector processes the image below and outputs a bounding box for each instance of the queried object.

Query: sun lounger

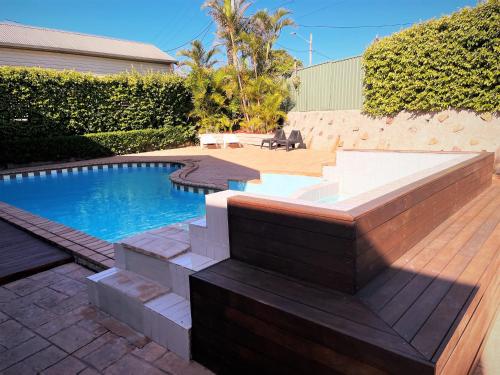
[199,134,218,148]
[260,129,286,150]
[275,130,306,151]
[223,134,241,148]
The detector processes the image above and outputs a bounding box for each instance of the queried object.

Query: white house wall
[0,47,173,75]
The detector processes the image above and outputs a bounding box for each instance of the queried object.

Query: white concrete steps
[145,293,192,359]
[87,268,168,332]
[86,268,192,359]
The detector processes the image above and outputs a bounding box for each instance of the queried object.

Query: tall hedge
[0,67,193,139]
[363,0,500,116]
[0,127,195,165]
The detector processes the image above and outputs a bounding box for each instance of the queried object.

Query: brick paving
[0,263,212,375]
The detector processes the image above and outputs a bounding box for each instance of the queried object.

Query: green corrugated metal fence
[288,56,363,112]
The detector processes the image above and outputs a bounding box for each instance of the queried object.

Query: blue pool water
[229,173,324,197]
[0,166,206,242]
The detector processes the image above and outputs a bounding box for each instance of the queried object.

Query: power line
[163,21,214,52]
[297,22,413,29]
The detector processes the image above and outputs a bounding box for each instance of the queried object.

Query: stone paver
[132,341,167,363]
[0,319,35,348]
[49,325,99,353]
[0,263,212,374]
[41,355,86,375]
[105,354,165,375]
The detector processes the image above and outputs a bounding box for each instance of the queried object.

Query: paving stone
[82,336,133,370]
[0,319,35,348]
[36,306,88,338]
[76,317,108,336]
[49,325,98,353]
[74,332,115,359]
[49,292,89,315]
[49,278,87,297]
[79,368,101,375]
[132,341,167,363]
[52,263,82,275]
[1,361,37,375]
[0,287,66,312]
[0,336,50,371]
[41,355,87,375]
[155,352,213,375]
[6,345,67,373]
[100,317,149,348]
[0,310,9,323]
[0,287,17,303]
[64,267,94,283]
[28,270,69,285]
[3,276,52,296]
[1,302,57,329]
[105,354,166,375]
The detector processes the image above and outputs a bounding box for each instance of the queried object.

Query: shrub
[362,0,500,116]
[0,127,195,165]
[0,67,193,139]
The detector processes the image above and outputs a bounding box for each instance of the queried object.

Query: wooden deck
[191,176,498,373]
[0,219,72,284]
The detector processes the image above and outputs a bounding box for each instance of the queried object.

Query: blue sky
[0,0,478,66]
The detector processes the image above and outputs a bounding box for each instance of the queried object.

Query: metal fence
[288,56,363,112]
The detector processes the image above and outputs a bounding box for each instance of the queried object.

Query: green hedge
[0,127,195,165]
[0,67,193,139]
[363,0,500,116]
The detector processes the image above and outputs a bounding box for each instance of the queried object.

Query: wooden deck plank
[393,207,500,341]
[359,186,497,310]
[376,193,500,326]
[0,219,72,284]
[411,223,500,359]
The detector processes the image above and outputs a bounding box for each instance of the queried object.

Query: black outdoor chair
[260,128,286,150]
[275,130,306,151]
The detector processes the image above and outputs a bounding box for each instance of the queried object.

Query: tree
[203,0,252,121]
[177,40,219,70]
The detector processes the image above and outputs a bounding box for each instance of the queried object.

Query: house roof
[0,22,176,64]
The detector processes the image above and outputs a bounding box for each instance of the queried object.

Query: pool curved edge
[0,157,223,193]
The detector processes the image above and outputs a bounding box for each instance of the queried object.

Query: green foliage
[0,67,193,139]
[182,1,296,133]
[0,127,195,165]
[363,0,500,116]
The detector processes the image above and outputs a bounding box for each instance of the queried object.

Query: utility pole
[309,33,312,67]
[291,32,313,67]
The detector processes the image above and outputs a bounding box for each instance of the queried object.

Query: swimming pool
[228,173,324,198]
[0,166,206,242]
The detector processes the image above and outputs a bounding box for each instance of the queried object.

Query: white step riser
[145,294,191,360]
[116,244,198,299]
[86,270,191,360]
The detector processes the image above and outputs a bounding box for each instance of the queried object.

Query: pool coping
[0,156,222,270]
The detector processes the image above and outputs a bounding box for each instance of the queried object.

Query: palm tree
[203,0,251,121]
[177,40,219,70]
[251,8,295,68]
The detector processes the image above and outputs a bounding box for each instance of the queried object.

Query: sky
[0,0,479,67]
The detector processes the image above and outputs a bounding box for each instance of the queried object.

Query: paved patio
[0,263,212,375]
[139,145,336,187]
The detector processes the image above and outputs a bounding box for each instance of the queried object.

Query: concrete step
[87,268,192,360]
[188,218,208,256]
[87,268,169,333]
[145,292,192,360]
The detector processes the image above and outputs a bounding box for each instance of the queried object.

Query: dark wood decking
[0,219,72,284]
[190,154,498,374]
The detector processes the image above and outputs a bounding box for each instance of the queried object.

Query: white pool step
[115,241,217,299]
[145,293,192,359]
[86,268,191,359]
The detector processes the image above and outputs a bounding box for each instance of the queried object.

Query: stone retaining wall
[285,110,500,163]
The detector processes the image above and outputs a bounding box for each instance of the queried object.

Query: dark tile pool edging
[0,157,225,193]
[0,201,114,271]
